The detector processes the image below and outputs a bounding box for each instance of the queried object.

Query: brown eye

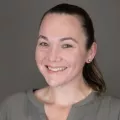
[39,42,48,46]
[62,44,73,48]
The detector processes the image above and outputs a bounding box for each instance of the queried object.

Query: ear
[86,42,97,63]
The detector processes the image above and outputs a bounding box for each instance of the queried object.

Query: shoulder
[0,91,28,111]
[1,91,27,104]
[99,94,120,106]
[97,94,120,115]
[106,95,120,110]
[0,91,29,119]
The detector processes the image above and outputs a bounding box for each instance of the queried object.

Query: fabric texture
[0,89,120,120]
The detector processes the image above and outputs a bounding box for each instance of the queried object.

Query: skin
[35,13,97,119]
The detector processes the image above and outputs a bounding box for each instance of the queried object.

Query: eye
[62,44,73,48]
[39,42,48,46]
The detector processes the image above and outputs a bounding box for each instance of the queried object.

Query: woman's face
[35,13,96,87]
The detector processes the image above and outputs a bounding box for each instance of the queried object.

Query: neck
[47,77,92,106]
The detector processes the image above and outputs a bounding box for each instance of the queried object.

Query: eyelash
[38,42,73,48]
[39,42,49,46]
[62,44,73,48]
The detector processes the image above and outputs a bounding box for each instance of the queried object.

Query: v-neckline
[44,103,72,120]
[27,89,98,120]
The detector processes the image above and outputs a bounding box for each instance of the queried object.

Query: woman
[0,3,120,120]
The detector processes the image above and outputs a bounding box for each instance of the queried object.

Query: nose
[47,47,61,62]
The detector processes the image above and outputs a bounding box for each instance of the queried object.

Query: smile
[46,66,67,72]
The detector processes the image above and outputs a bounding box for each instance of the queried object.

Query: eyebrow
[38,35,78,43]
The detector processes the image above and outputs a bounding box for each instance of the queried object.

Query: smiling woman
[0,3,120,120]
[36,13,96,89]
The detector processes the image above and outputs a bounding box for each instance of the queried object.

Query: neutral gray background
[0,0,120,102]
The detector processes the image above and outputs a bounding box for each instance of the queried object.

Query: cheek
[35,48,47,63]
[69,50,87,66]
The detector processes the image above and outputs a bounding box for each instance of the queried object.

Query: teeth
[47,66,67,72]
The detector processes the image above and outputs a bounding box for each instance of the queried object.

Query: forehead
[39,13,86,42]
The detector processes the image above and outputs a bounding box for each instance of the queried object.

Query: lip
[45,65,67,68]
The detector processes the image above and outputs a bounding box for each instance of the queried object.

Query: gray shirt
[0,89,120,120]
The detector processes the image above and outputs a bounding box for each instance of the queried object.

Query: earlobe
[87,59,92,63]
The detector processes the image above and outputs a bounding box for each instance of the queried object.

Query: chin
[46,80,62,87]
[45,77,71,88]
